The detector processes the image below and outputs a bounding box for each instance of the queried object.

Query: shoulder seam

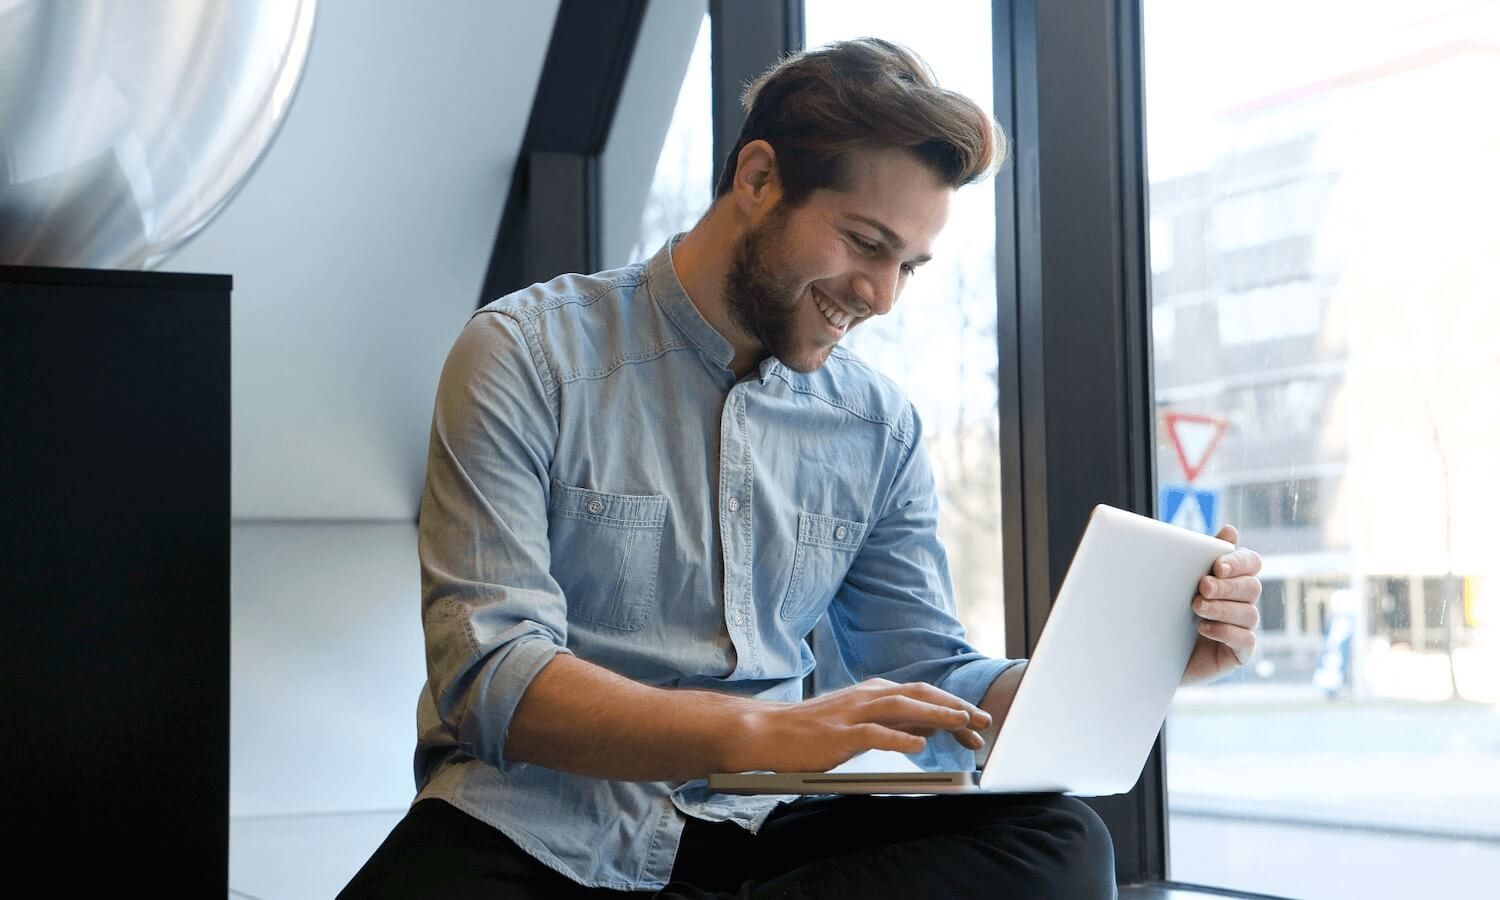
[478,308,562,426]
[768,365,915,449]
[486,271,647,321]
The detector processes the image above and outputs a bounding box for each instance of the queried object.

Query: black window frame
[991,0,1165,882]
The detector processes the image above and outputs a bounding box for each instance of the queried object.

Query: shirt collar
[646,235,737,372]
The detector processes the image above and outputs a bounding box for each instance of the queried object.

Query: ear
[731,140,783,219]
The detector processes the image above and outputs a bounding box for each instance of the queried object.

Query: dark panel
[994,0,1164,883]
[0,267,230,891]
[525,152,600,287]
[479,0,648,303]
[527,0,648,154]
[709,0,805,190]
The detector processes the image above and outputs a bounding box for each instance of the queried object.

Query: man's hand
[1182,523,1263,685]
[732,678,991,774]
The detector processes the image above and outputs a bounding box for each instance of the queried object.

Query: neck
[672,200,762,377]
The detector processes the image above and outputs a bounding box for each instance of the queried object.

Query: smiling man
[341,39,1262,899]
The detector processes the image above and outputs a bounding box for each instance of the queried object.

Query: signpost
[1159,411,1229,536]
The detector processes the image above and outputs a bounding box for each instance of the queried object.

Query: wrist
[716,698,778,773]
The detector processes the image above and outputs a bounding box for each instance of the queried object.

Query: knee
[1026,795,1117,899]
[954,793,1116,899]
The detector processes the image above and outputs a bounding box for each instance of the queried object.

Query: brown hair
[714,38,1007,204]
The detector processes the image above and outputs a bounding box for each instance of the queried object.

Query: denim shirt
[411,239,1018,890]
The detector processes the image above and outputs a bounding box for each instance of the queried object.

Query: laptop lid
[978,504,1231,795]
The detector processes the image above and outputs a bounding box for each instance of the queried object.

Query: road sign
[1162,411,1229,482]
[1161,485,1220,535]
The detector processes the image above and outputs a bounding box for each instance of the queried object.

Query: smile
[813,290,858,330]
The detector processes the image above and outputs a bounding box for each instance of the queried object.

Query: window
[1222,479,1323,530]
[1215,281,1324,345]
[803,0,1004,656]
[628,13,712,264]
[1146,1,1500,896]
[1208,178,1332,252]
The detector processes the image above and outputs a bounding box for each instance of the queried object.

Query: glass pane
[804,0,1004,657]
[629,12,712,263]
[1144,2,1500,896]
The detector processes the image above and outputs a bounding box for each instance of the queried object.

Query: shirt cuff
[936,656,1025,708]
[469,632,573,773]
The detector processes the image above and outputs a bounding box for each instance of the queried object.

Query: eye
[849,233,879,254]
[900,263,917,278]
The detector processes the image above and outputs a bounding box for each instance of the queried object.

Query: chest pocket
[548,479,668,632]
[779,511,867,622]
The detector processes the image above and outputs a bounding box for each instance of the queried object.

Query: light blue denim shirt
[411,238,1018,890]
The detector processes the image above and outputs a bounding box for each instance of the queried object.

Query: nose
[850,261,902,317]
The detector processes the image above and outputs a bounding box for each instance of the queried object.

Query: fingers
[1196,621,1257,664]
[1215,523,1240,545]
[850,723,927,755]
[1211,548,1263,579]
[1193,595,1260,630]
[860,695,987,749]
[1198,571,1262,604]
[864,680,993,731]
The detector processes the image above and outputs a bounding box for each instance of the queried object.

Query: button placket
[716,386,759,669]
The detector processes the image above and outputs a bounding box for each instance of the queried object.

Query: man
[342,38,1262,898]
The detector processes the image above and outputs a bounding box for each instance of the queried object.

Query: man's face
[723,147,953,373]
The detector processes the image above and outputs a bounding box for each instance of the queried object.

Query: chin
[779,345,836,374]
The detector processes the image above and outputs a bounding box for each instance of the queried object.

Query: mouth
[812,288,860,334]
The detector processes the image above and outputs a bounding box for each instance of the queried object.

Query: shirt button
[727,497,740,512]
[835,526,848,540]
[587,499,605,515]
[733,614,744,626]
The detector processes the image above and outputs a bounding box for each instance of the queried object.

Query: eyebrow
[846,214,933,265]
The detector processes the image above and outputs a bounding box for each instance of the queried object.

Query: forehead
[814,147,952,251]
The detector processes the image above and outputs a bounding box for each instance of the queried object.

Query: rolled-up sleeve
[826,402,1021,766]
[416,311,571,773]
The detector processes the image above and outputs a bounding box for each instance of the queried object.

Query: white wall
[230,522,424,818]
[170,0,560,522]
[158,2,561,894]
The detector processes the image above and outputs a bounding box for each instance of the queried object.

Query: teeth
[815,294,853,329]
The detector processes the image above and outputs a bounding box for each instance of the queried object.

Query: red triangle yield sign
[1162,412,1229,482]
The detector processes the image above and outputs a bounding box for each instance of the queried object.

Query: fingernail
[1218,562,1231,576]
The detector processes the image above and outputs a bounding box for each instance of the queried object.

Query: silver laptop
[708,504,1232,797]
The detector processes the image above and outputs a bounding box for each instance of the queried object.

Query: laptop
[708,504,1232,797]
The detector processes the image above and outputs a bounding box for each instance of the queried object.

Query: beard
[723,207,821,372]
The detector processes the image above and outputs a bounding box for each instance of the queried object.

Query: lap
[665,793,1117,899]
[338,794,1116,900]
[336,799,644,900]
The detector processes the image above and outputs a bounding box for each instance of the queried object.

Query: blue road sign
[1160,485,1220,535]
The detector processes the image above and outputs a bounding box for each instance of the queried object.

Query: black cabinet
[1,266,230,890]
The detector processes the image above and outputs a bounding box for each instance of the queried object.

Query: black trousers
[339,794,1117,899]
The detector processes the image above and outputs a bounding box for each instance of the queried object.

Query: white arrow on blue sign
[1160,485,1220,536]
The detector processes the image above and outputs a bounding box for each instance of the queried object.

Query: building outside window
[1145,1,1500,895]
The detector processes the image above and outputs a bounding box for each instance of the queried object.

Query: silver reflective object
[0,0,316,269]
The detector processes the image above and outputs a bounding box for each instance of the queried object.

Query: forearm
[505,653,760,781]
[974,660,1027,755]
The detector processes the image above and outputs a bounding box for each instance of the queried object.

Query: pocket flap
[550,479,667,527]
[797,511,866,551]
